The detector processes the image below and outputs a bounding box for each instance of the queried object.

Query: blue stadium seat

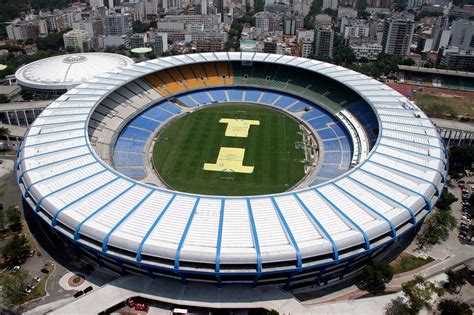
[113,152,145,166]
[143,107,173,122]
[192,91,212,104]
[323,139,340,151]
[244,90,262,102]
[259,91,280,105]
[130,116,161,131]
[317,128,337,140]
[115,139,145,152]
[273,96,296,108]
[323,151,342,163]
[227,89,244,102]
[209,89,227,102]
[160,101,181,114]
[288,101,307,112]
[120,126,151,141]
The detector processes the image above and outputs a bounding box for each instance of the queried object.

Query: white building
[63,29,91,52]
[153,33,168,55]
[350,43,382,60]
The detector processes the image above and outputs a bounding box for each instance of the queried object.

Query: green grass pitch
[152,104,305,196]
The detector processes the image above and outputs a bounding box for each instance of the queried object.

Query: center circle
[152,104,308,196]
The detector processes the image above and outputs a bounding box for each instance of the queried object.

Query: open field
[412,94,474,119]
[153,104,305,196]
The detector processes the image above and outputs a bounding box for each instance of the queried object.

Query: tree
[2,270,28,306]
[436,189,458,211]
[332,35,356,66]
[36,30,68,51]
[445,269,468,293]
[361,261,394,290]
[394,0,407,11]
[2,235,30,262]
[402,276,438,314]
[384,298,411,315]
[7,206,21,231]
[20,88,34,101]
[304,0,323,29]
[0,94,10,103]
[0,126,10,138]
[437,299,472,315]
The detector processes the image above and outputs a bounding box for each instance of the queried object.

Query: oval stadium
[16,52,447,288]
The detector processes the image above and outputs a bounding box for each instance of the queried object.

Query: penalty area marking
[203,147,254,174]
[219,118,260,138]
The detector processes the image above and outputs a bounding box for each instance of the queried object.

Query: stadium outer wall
[16,53,447,288]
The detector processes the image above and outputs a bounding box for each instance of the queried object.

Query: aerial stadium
[16,52,446,288]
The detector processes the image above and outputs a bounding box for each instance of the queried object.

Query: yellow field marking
[219,118,260,138]
[203,147,254,174]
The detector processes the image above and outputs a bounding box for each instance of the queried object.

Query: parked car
[40,268,49,274]
[10,265,21,274]
[27,250,35,257]
[73,291,84,298]
[33,276,41,282]
[23,287,32,295]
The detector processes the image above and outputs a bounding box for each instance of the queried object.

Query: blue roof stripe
[174,197,201,270]
[378,143,446,166]
[26,127,86,137]
[382,135,445,151]
[51,176,120,226]
[20,135,85,151]
[374,151,445,182]
[348,175,416,224]
[382,127,440,139]
[333,183,396,238]
[246,198,262,273]
[359,168,432,211]
[102,189,155,253]
[271,197,302,271]
[136,194,177,262]
[35,168,108,212]
[73,183,137,240]
[313,189,370,249]
[367,160,440,196]
[215,199,225,273]
[17,144,88,168]
[24,160,98,197]
[19,152,90,184]
[292,193,338,261]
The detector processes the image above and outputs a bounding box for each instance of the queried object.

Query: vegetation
[402,276,441,314]
[437,299,472,315]
[417,189,458,249]
[384,298,411,315]
[132,20,156,33]
[412,94,474,119]
[36,30,70,51]
[7,206,22,231]
[360,261,394,290]
[449,147,474,174]
[390,253,434,274]
[153,105,305,196]
[349,54,415,78]
[444,269,468,293]
[304,0,323,29]
[1,270,29,306]
[2,235,31,262]
[0,95,10,103]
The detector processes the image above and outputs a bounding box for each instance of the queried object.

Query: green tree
[20,88,34,101]
[445,269,468,293]
[384,298,411,315]
[437,299,472,315]
[2,235,30,261]
[1,270,28,306]
[304,0,323,29]
[0,127,10,138]
[7,206,21,231]
[437,189,458,211]
[361,261,394,290]
[402,276,438,314]
[394,0,407,11]
[332,35,356,65]
[0,94,10,103]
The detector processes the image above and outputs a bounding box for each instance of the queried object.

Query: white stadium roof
[17,53,446,279]
[15,53,134,91]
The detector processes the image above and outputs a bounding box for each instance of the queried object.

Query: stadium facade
[17,53,446,288]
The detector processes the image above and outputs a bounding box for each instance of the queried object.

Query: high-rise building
[263,38,277,53]
[381,17,414,56]
[153,33,169,55]
[299,39,313,57]
[105,13,133,37]
[63,29,91,52]
[314,28,334,58]
[451,19,474,50]
[201,0,207,15]
[129,33,148,49]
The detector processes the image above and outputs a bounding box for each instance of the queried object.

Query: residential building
[381,17,415,56]
[451,19,474,50]
[314,27,334,58]
[63,29,91,52]
[263,38,277,53]
[105,13,132,37]
[153,33,168,55]
[350,43,382,60]
[438,47,474,72]
[129,33,148,49]
[299,39,313,57]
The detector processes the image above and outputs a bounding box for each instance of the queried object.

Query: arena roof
[15,53,134,91]
[17,53,446,279]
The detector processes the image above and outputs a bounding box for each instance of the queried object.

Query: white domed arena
[17,53,446,289]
